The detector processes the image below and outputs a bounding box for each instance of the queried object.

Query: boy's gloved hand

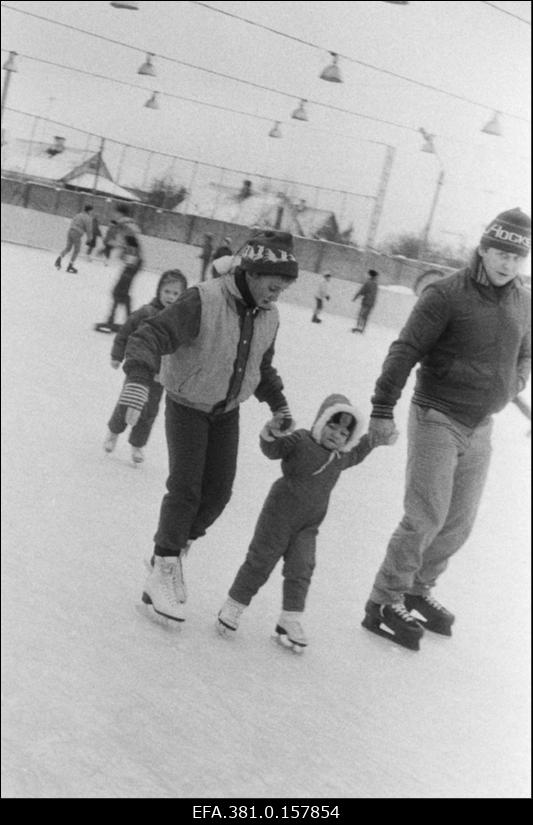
[269,405,295,437]
[110,359,121,369]
[368,417,399,447]
[119,382,149,426]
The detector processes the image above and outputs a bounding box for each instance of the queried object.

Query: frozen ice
[1,242,530,798]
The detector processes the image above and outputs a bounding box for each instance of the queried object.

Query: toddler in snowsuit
[103,270,188,464]
[217,393,375,650]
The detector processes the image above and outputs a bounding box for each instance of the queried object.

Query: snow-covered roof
[1,139,112,184]
[65,173,138,200]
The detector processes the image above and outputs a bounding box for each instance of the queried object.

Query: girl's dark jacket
[371,258,531,428]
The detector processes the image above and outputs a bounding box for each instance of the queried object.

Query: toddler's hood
[311,394,365,452]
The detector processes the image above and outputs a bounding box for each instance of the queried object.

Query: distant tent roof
[65,173,138,200]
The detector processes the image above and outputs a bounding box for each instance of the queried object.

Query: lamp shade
[291,99,308,121]
[269,121,282,138]
[138,53,156,76]
[418,127,436,154]
[320,52,342,83]
[2,51,18,72]
[144,91,159,109]
[481,111,502,136]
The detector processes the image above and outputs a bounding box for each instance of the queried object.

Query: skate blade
[271,633,307,654]
[139,593,185,626]
[407,609,453,637]
[361,616,421,651]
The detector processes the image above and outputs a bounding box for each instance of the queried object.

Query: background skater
[351,269,379,333]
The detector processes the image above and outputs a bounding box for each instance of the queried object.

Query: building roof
[65,173,138,200]
[1,139,112,184]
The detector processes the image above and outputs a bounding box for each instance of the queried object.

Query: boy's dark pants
[154,398,240,555]
[108,381,164,447]
[107,261,142,324]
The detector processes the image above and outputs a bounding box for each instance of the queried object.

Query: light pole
[1,51,18,127]
[418,128,445,260]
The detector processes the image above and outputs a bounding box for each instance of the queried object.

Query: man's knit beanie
[239,230,298,278]
[480,207,531,257]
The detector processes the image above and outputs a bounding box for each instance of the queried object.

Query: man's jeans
[370,403,493,604]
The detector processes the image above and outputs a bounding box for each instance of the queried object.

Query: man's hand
[368,417,399,447]
[110,359,120,369]
[270,405,295,437]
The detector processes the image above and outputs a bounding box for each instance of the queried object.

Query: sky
[1,1,531,248]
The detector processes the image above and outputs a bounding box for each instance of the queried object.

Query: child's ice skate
[140,556,186,626]
[274,611,308,653]
[362,600,424,651]
[131,446,144,465]
[216,597,246,638]
[403,593,455,636]
[54,256,61,270]
[103,430,118,453]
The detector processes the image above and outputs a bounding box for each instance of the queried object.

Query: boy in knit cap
[217,394,385,651]
[120,230,299,624]
[362,208,531,651]
[103,270,187,464]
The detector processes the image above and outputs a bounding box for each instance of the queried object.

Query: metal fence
[1,108,390,245]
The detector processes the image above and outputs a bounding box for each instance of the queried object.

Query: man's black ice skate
[54,256,61,270]
[362,600,424,651]
[66,263,78,273]
[404,593,455,636]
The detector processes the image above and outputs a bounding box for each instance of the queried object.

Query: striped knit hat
[480,208,531,257]
[239,231,298,278]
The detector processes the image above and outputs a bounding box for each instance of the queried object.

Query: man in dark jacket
[362,208,531,650]
[120,231,299,624]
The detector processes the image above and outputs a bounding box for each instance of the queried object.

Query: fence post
[92,136,105,194]
[115,143,127,186]
[211,167,224,218]
[22,114,40,176]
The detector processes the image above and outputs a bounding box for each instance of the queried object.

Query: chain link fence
[1,108,384,245]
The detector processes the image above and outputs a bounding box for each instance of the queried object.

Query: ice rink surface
[1,241,530,798]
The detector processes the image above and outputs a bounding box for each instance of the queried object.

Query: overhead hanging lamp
[2,51,18,72]
[110,2,139,9]
[138,53,156,76]
[269,121,282,138]
[291,99,309,121]
[320,52,342,83]
[481,111,503,136]
[418,127,436,154]
[144,91,159,109]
